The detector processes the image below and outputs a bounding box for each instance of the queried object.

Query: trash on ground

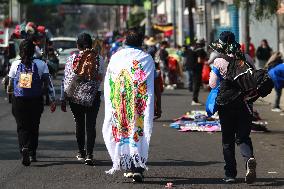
[165,182,173,188]
[268,171,278,174]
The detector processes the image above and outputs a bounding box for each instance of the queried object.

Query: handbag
[206,66,223,117]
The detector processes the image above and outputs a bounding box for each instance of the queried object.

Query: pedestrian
[209,31,257,184]
[60,33,104,166]
[145,37,162,119]
[256,39,272,69]
[183,45,195,92]
[265,52,284,112]
[167,55,179,87]
[191,39,207,105]
[156,41,169,86]
[102,29,154,183]
[7,39,56,166]
[241,37,256,61]
[145,37,157,58]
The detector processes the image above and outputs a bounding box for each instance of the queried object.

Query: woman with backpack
[60,33,104,166]
[7,39,56,166]
[208,31,257,184]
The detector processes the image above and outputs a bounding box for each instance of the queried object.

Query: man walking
[191,40,207,105]
[102,29,155,183]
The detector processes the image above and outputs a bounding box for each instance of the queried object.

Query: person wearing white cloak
[102,29,154,183]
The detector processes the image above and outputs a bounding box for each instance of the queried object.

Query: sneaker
[132,173,144,183]
[191,101,202,106]
[222,177,236,183]
[29,151,37,162]
[76,151,86,161]
[245,158,257,184]
[22,148,31,166]
[29,155,37,162]
[123,172,134,178]
[84,155,94,166]
[271,108,282,112]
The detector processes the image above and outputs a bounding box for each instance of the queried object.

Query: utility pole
[187,0,195,45]
[172,0,177,47]
[177,0,185,46]
[244,0,250,53]
[144,0,152,36]
[205,0,212,48]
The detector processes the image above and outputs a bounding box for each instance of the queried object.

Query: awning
[153,24,173,32]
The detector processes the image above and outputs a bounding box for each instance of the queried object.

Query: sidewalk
[262,89,284,109]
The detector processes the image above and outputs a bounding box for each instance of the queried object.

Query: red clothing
[241,43,255,59]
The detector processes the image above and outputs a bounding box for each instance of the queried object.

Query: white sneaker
[271,108,282,112]
[123,172,134,178]
[191,101,202,106]
[245,158,257,184]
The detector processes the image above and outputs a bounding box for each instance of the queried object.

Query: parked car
[50,37,78,70]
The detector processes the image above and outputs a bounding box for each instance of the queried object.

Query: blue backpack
[14,62,43,97]
[206,66,223,117]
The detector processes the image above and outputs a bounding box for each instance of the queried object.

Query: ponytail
[19,39,35,67]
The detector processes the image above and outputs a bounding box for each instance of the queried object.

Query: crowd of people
[2,20,284,185]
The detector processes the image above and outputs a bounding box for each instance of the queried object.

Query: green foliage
[127,12,145,28]
[26,5,64,35]
[254,0,278,20]
[0,0,9,17]
[17,0,33,4]
[233,0,279,20]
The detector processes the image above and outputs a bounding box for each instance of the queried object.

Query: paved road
[0,75,283,189]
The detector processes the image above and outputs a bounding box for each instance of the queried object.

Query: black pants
[187,70,193,91]
[273,87,282,109]
[69,93,101,156]
[12,96,43,156]
[131,164,144,174]
[192,72,202,102]
[218,100,254,178]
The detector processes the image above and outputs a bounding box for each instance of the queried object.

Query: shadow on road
[0,130,107,160]
[32,160,81,167]
[148,159,221,167]
[139,177,284,187]
[162,93,189,97]
[153,119,174,123]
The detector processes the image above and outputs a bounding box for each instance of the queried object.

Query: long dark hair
[125,28,144,47]
[77,33,92,50]
[19,39,35,67]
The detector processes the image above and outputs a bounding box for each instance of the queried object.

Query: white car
[50,37,79,70]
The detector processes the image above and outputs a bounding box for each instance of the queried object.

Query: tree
[127,6,145,29]
[233,0,279,21]
[233,0,279,53]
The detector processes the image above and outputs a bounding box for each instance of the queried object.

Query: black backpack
[226,59,274,102]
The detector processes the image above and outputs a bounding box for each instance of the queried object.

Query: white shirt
[9,59,49,78]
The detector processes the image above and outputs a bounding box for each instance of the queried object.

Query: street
[0,74,283,189]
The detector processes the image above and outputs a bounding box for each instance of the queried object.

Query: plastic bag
[206,87,219,117]
[206,66,223,117]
